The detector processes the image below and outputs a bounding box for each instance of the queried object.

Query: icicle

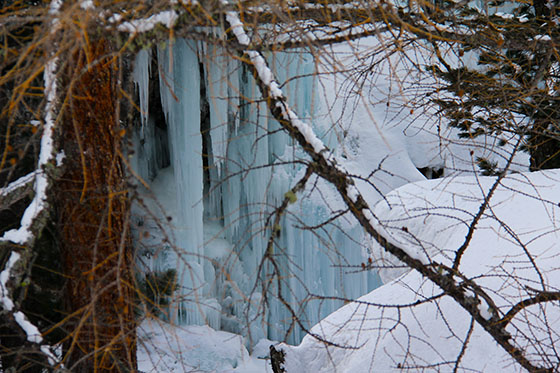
[221,57,242,241]
[205,44,229,176]
[133,49,151,132]
[131,39,384,341]
[157,39,205,325]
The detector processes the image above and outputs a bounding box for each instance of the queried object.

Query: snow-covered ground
[138,168,560,371]
[281,169,560,372]
[137,319,273,372]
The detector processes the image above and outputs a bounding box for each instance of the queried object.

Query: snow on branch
[0,54,62,368]
[0,0,65,365]
[224,9,551,373]
[0,251,19,312]
[0,252,60,366]
[0,171,38,212]
[0,171,37,198]
[1,58,58,245]
[109,10,178,34]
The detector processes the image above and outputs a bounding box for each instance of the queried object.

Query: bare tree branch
[224,8,554,372]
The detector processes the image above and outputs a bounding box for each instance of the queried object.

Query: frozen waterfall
[130,40,382,345]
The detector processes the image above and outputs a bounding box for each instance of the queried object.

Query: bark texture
[56,39,136,372]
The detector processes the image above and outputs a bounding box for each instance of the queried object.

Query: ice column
[158,39,205,324]
[132,41,382,343]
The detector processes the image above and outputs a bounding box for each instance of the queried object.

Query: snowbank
[282,169,560,372]
[137,319,273,372]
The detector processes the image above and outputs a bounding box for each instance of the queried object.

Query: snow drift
[282,169,560,372]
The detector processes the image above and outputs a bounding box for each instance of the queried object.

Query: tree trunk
[55,39,136,372]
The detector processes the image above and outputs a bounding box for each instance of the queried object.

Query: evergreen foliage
[429,1,560,170]
[137,269,178,317]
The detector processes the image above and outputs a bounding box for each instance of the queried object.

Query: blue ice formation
[130,39,382,345]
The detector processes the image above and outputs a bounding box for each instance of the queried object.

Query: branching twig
[225,10,553,372]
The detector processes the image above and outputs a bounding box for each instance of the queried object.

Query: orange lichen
[55,38,136,372]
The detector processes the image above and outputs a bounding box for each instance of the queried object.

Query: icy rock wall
[131,40,381,344]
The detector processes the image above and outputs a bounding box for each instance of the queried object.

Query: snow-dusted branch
[0,253,60,366]
[1,58,59,246]
[0,0,67,366]
[0,252,48,349]
[0,55,62,368]
[0,171,37,210]
[0,171,37,197]
[0,251,20,312]
[109,10,178,34]
[224,9,551,373]
[105,1,475,53]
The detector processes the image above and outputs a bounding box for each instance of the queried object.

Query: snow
[283,106,327,154]
[0,171,37,195]
[0,50,62,366]
[534,35,552,42]
[1,57,58,245]
[14,311,43,344]
[281,169,560,372]
[48,0,62,14]
[40,345,59,366]
[131,22,529,349]
[0,251,20,312]
[495,12,514,20]
[0,252,59,364]
[137,166,560,372]
[431,23,474,35]
[131,7,546,369]
[56,151,65,166]
[80,0,94,10]
[112,10,178,33]
[137,319,272,372]
[225,12,251,46]
[478,301,493,321]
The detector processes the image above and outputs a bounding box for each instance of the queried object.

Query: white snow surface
[280,169,560,372]
[137,319,272,372]
[136,169,560,372]
[0,251,20,312]
[112,10,178,33]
